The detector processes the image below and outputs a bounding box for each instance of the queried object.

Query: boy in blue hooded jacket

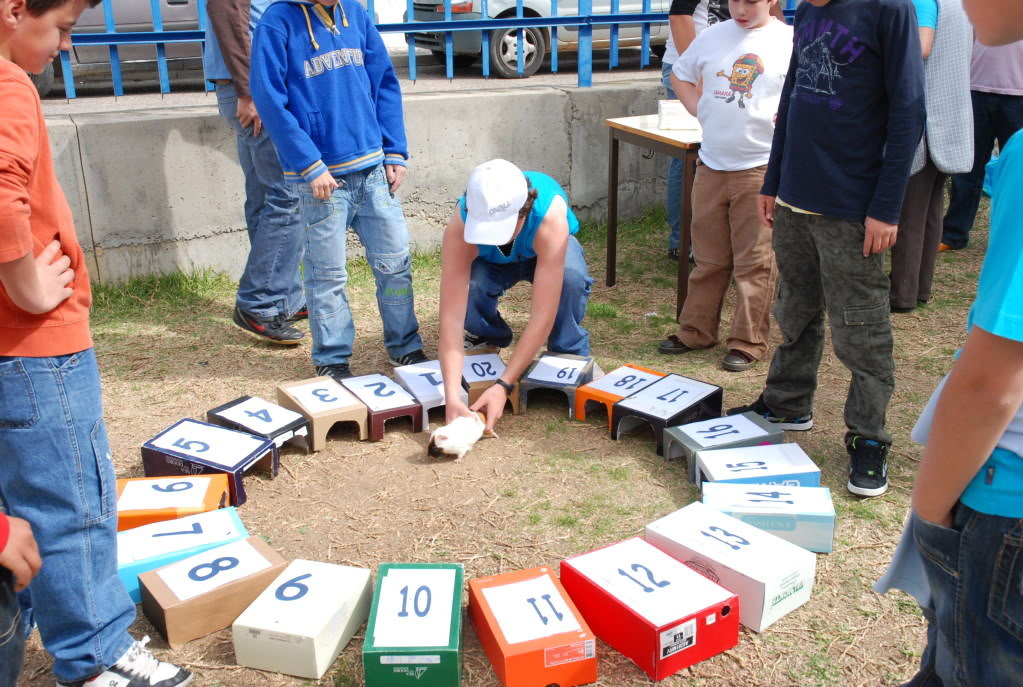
[251,0,427,380]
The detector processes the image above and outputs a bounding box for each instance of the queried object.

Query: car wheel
[28,63,55,99]
[488,26,545,78]
[430,50,478,68]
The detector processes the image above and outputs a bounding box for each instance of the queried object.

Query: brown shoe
[722,349,757,372]
[658,334,698,355]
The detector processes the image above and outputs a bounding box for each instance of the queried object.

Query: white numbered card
[373,568,456,648]
[525,355,589,385]
[569,538,729,627]
[648,502,773,571]
[482,575,581,644]
[250,560,367,634]
[118,476,211,512]
[123,509,244,562]
[700,444,818,482]
[288,379,360,414]
[682,414,767,449]
[156,538,271,602]
[394,360,447,404]
[615,375,717,420]
[462,354,505,383]
[215,397,304,435]
[581,365,661,397]
[151,420,268,469]
[703,483,834,515]
[343,374,417,413]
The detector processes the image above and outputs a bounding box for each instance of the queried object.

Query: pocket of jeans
[302,193,337,229]
[843,302,895,377]
[0,359,39,429]
[913,513,962,579]
[85,419,117,525]
[988,523,1023,642]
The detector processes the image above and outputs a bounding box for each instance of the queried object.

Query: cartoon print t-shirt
[672,18,793,171]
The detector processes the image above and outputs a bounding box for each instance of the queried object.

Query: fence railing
[58,0,795,98]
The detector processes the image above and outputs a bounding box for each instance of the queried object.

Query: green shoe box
[363,563,464,686]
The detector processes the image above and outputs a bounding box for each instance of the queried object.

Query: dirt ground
[17,204,986,687]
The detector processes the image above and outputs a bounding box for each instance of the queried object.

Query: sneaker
[288,304,309,322]
[315,363,353,382]
[390,349,429,367]
[233,306,304,345]
[726,394,813,431]
[57,636,192,687]
[464,330,501,354]
[847,437,889,497]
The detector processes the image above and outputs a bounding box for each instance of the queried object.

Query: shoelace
[115,637,161,680]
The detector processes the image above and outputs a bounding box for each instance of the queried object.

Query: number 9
[153,481,193,493]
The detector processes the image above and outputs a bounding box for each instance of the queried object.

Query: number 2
[618,563,671,593]
[365,382,396,398]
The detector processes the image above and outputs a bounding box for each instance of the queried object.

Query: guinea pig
[427,412,493,460]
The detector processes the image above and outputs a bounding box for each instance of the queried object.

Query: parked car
[406,0,668,78]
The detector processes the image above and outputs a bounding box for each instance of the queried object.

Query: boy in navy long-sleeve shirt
[729,0,924,498]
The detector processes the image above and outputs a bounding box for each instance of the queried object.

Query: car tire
[488,25,545,78]
[430,50,478,68]
[28,63,55,99]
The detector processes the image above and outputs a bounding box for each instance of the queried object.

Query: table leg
[677,150,696,318]
[606,129,619,287]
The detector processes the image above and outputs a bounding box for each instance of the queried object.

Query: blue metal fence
[59,0,796,98]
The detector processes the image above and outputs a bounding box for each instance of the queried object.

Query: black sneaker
[726,394,813,431]
[315,363,353,382]
[288,304,309,322]
[56,636,192,687]
[847,437,889,497]
[233,306,304,345]
[464,330,501,354]
[390,349,429,367]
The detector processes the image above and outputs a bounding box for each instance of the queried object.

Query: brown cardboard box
[139,536,286,648]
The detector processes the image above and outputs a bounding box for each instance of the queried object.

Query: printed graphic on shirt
[715,53,765,109]
[792,21,868,109]
[304,48,364,78]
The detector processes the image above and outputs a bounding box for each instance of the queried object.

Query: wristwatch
[495,378,515,395]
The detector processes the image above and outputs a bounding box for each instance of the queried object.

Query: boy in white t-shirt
[657,0,792,372]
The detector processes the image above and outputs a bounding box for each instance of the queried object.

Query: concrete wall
[51,80,666,284]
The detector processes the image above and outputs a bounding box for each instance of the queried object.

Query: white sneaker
[56,637,192,687]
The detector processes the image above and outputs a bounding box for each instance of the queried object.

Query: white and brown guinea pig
[427,412,494,460]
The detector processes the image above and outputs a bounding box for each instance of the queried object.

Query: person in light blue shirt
[205,0,307,345]
[877,2,1023,682]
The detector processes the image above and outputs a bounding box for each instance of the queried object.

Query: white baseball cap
[463,159,528,246]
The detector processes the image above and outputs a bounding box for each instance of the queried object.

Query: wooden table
[606,115,701,317]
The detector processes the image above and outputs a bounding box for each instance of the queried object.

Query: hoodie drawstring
[301,5,320,50]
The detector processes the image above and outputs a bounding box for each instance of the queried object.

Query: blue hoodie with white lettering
[250,0,407,183]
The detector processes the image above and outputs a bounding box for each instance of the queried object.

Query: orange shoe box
[116,474,230,531]
[469,566,597,687]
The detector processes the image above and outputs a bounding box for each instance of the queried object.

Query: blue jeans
[0,350,135,682]
[216,84,305,318]
[903,506,1023,687]
[942,90,1023,249]
[298,164,422,366]
[0,567,23,687]
[465,235,592,355]
[662,61,682,252]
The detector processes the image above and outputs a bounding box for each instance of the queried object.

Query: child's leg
[0,567,25,687]
[0,352,135,683]
[301,177,358,367]
[912,506,1023,686]
[814,216,895,447]
[675,164,732,349]
[762,206,827,418]
[890,158,942,309]
[914,166,949,306]
[538,236,593,356]
[725,165,777,361]
[350,165,423,360]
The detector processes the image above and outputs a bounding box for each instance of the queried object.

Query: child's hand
[385,164,406,193]
[24,240,74,315]
[0,516,42,592]
[863,216,898,256]
[757,194,776,228]
[310,170,339,200]
[236,96,262,137]
[469,384,507,434]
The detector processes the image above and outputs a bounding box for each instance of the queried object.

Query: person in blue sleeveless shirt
[875,2,1023,684]
[437,160,593,433]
